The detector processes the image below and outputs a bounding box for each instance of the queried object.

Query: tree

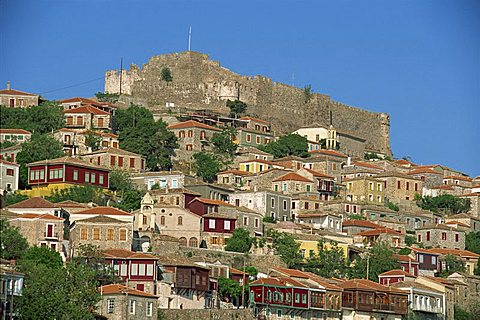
[84,131,102,151]
[259,134,309,158]
[225,228,255,253]
[226,100,247,118]
[3,192,29,206]
[0,219,29,260]
[46,185,106,205]
[416,194,471,214]
[145,120,179,171]
[348,214,365,220]
[211,127,238,159]
[303,84,313,103]
[440,254,466,277]
[465,231,480,254]
[267,230,302,268]
[161,66,173,82]
[16,134,64,187]
[218,277,242,305]
[364,152,381,160]
[0,102,64,134]
[193,152,222,183]
[454,305,474,320]
[303,241,348,277]
[73,244,120,286]
[386,200,399,211]
[348,242,400,282]
[95,91,119,103]
[108,170,143,211]
[405,235,417,247]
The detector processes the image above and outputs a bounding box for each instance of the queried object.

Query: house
[238,159,275,174]
[146,188,201,209]
[184,182,233,202]
[354,228,405,248]
[0,159,19,193]
[378,269,417,285]
[202,212,237,250]
[376,172,423,203]
[63,105,111,130]
[234,117,274,147]
[272,172,315,195]
[79,147,146,172]
[391,280,445,320]
[131,171,184,190]
[344,176,385,204]
[103,249,158,294]
[291,195,326,217]
[447,272,480,315]
[233,146,274,164]
[0,82,39,107]
[428,248,480,276]
[445,213,480,233]
[167,120,221,160]
[0,260,24,319]
[229,191,292,221]
[298,168,335,200]
[69,215,133,256]
[408,167,443,191]
[272,156,306,171]
[248,168,292,192]
[442,175,473,188]
[291,233,350,260]
[304,150,348,182]
[296,212,342,233]
[59,97,114,113]
[6,197,61,216]
[25,156,110,196]
[0,129,32,144]
[342,219,381,236]
[97,284,158,320]
[53,128,119,156]
[342,161,385,180]
[409,247,441,276]
[394,254,420,276]
[216,169,253,190]
[69,206,134,224]
[416,224,466,250]
[415,276,456,320]
[460,192,480,218]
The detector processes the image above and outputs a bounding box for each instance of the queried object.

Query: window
[295,293,300,303]
[93,228,100,240]
[332,163,337,171]
[369,183,374,190]
[119,229,127,241]
[209,219,216,229]
[179,130,185,138]
[432,256,437,265]
[139,264,145,276]
[107,228,114,240]
[302,294,307,303]
[246,134,251,142]
[118,157,123,167]
[186,144,193,151]
[80,228,88,240]
[85,172,90,183]
[224,220,231,230]
[187,130,193,137]
[397,181,401,189]
[146,301,153,317]
[99,174,104,185]
[48,168,64,180]
[178,216,183,225]
[418,234,422,242]
[306,185,311,192]
[455,233,459,242]
[189,237,198,247]
[277,309,282,317]
[131,263,138,276]
[243,217,248,226]
[110,155,116,166]
[255,218,259,228]
[442,232,447,240]
[256,136,261,144]
[129,300,136,315]
[130,158,135,168]
[406,181,410,190]
[282,183,287,191]
[426,231,430,241]
[200,131,206,139]
[160,216,165,225]
[419,254,424,263]
[6,168,14,176]
[415,183,418,191]
[107,299,115,313]
[73,170,78,181]
[91,173,96,183]
[283,200,287,210]
[271,198,275,208]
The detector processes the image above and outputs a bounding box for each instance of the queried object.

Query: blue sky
[1,0,479,177]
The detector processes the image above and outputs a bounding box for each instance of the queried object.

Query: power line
[40,76,105,95]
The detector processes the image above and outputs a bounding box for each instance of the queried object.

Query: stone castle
[104,51,392,156]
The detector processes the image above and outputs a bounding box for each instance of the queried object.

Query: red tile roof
[74,206,132,216]
[431,185,454,190]
[167,120,220,131]
[342,219,381,229]
[102,249,157,259]
[304,168,334,179]
[444,175,472,182]
[339,279,406,294]
[230,267,247,275]
[270,267,310,279]
[394,159,415,166]
[0,129,32,135]
[7,197,56,209]
[14,213,64,221]
[0,89,38,96]
[250,277,286,286]
[379,269,416,277]
[26,156,110,171]
[309,149,348,158]
[427,248,480,259]
[60,97,101,105]
[0,159,19,166]
[393,254,418,263]
[273,172,313,183]
[356,227,402,237]
[351,161,384,170]
[99,284,157,298]
[461,192,480,197]
[63,104,110,115]
[239,116,271,125]
[408,168,442,175]
[189,197,235,207]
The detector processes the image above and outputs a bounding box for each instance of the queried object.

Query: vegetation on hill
[161,66,173,82]
[193,152,223,183]
[303,84,313,103]
[466,231,480,254]
[303,241,348,278]
[0,219,29,260]
[225,228,255,253]
[95,91,119,103]
[226,99,247,118]
[259,133,309,158]
[439,254,466,277]
[267,229,302,268]
[211,127,238,160]
[348,242,400,282]
[416,194,470,214]
[0,101,64,134]
[116,103,178,171]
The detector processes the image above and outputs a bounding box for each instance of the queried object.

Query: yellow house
[238,159,274,174]
[345,176,385,204]
[293,234,350,260]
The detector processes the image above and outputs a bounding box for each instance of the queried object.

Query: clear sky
[1,0,479,177]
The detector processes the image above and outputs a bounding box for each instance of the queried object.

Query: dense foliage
[303,241,348,277]
[46,185,106,205]
[108,169,143,212]
[0,101,64,134]
[416,194,470,214]
[225,228,255,253]
[3,192,29,206]
[226,99,247,118]
[440,254,466,277]
[466,231,480,254]
[348,242,400,282]
[95,91,119,103]
[211,127,238,160]
[218,277,242,305]
[0,219,29,260]
[267,229,302,268]
[259,134,309,158]
[193,152,223,183]
[161,67,173,82]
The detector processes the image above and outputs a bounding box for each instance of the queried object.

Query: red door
[47,224,53,237]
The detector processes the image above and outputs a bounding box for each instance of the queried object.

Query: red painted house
[409,247,440,276]
[393,254,419,276]
[186,197,235,216]
[202,212,236,250]
[26,156,109,195]
[378,269,417,285]
[103,249,158,295]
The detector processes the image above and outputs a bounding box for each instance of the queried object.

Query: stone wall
[158,308,255,320]
[105,51,392,155]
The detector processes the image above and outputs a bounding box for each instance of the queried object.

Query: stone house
[409,247,441,276]
[216,169,253,190]
[69,215,133,256]
[167,120,220,161]
[460,192,480,217]
[272,172,315,195]
[97,284,158,320]
[131,171,184,190]
[79,147,145,172]
[272,156,306,171]
[354,227,405,248]
[345,176,385,205]
[407,167,443,191]
[0,128,32,144]
[233,146,273,164]
[248,168,292,192]
[202,212,237,250]
[0,143,22,163]
[69,206,134,224]
[6,197,61,216]
[63,105,111,130]
[428,248,480,276]
[229,190,292,221]
[447,272,480,314]
[238,116,273,142]
[341,161,385,180]
[53,128,119,156]
[342,219,381,236]
[442,175,473,188]
[297,168,335,200]
[0,82,39,107]
[416,223,465,250]
[0,159,19,193]
[296,212,342,233]
[304,150,348,182]
[184,182,233,202]
[59,97,114,113]
[234,126,273,147]
[376,172,423,203]
[291,195,326,217]
[146,188,200,209]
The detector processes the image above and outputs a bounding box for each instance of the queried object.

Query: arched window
[189,237,198,248]
[187,130,193,137]
[200,130,206,140]
[160,216,165,225]
[179,131,185,138]
[179,237,187,246]
[177,216,183,225]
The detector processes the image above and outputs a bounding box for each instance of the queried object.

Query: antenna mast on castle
[188,26,192,51]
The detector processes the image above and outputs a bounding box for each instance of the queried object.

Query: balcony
[44,231,59,240]
[411,303,443,314]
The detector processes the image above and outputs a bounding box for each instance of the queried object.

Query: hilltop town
[0,54,479,320]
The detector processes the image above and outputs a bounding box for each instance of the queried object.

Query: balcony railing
[411,303,443,314]
[44,231,59,239]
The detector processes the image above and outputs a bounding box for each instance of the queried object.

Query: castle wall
[105,51,391,155]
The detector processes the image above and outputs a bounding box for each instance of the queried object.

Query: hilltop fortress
[105,51,392,156]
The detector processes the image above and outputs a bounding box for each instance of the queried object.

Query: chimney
[347,157,352,166]
[7,81,11,90]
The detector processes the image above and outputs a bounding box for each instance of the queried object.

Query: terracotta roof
[189,197,235,207]
[0,89,38,96]
[408,168,442,175]
[74,206,132,216]
[394,159,415,166]
[273,172,313,183]
[63,104,110,115]
[304,168,334,179]
[80,147,143,157]
[351,161,384,170]
[444,175,472,182]
[157,256,209,269]
[13,213,63,221]
[379,269,416,277]
[393,254,418,263]
[416,223,460,231]
[167,120,220,131]
[99,284,157,298]
[230,267,247,275]
[309,149,348,158]
[60,97,101,105]
[461,192,480,197]
[339,279,406,294]
[342,219,381,229]
[431,185,454,190]
[239,116,271,125]
[270,267,310,279]
[218,169,253,176]
[408,247,441,255]
[76,215,126,224]
[7,197,56,209]
[0,159,19,166]
[356,227,402,237]
[26,156,109,171]
[0,128,32,135]
[444,221,470,228]
[103,249,156,259]
[250,277,286,286]
[56,200,90,208]
[446,213,479,220]
[427,248,480,259]
[239,158,274,165]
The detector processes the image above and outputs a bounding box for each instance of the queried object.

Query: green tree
[161,66,173,82]
[268,230,302,268]
[46,184,106,205]
[84,131,102,151]
[16,134,64,187]
[0,219,29,260]
[405,235,417,247]
[440,254,466,277]
[211,127,238,159]
[108,170,143,212]
[417,194,471,214]
[364,152,381,160]
[454,305,474,320]
[3,192,29,206]
[386,200,400,211]
[218,277,242,305]
[259,134,309,158]
[348,242,400,282]
[0,141,15,149]
[95,91,119,103]
[146,120,179,170]
[0,102,64,134]
[225,228,255,253]
[18,246,63,271]
[303,84,313,103]
[348,214,366,220]
[73,244,120,286]
[193,152,222,183]
[226,100,248,118]
[303,241,348,277]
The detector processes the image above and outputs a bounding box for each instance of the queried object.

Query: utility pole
[366,253,370,280]
[119,58,123,95]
